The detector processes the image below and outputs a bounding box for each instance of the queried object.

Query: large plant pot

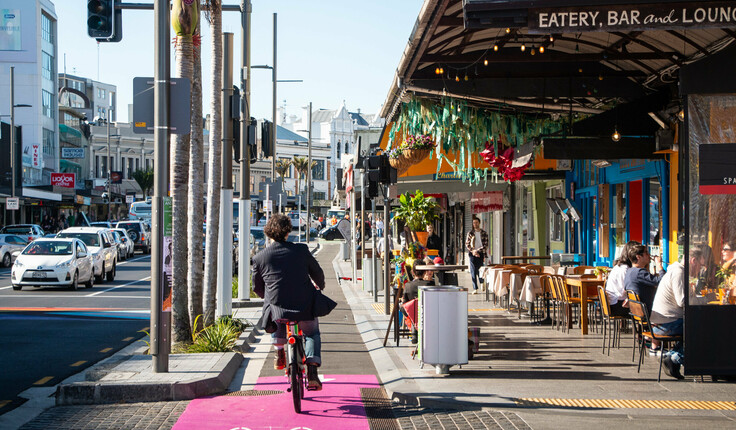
[414,231,429,247]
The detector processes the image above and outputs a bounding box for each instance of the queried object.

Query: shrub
[188,315,247,353]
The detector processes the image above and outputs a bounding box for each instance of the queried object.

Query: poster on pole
[126,194,134,204]
[6,197,19,210]
[162,197,173,313]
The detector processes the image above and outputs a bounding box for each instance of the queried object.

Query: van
[129,201,152,223]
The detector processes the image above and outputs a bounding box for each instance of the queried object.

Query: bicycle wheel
[290,361,302,413]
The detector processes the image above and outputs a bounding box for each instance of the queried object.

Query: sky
[55,0,424,123]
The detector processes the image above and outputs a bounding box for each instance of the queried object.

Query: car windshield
[23,241,73,255]
[90,222,110,227]
[117,223,142,232]
[57,233,99,247]
[3,226,34,235]
[132,204,151,213]
[251,229,264,239]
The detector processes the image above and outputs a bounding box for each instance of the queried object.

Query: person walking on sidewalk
[253,214,326,391]
[465,216,489,294]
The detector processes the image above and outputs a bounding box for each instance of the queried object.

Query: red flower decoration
[480,141,531,182]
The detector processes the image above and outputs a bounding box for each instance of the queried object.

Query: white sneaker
[472,289,478,295]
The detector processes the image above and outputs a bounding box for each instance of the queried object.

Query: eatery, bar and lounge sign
[528,2,736,33]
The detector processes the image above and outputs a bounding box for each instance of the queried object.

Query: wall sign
[0,9,21,51]
[61,147,85,159]
[699,143,736,195]
[6,197,19,210]
[51,172,76,188]
[31,144,40,168]
[528,2,736,33]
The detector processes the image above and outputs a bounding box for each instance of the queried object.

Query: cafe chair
[571,265,594,275]
[627,289,645,362]
[526,265,543,274]
[627,300,683,382]
[542,266,556,275]
[597,286,626,355]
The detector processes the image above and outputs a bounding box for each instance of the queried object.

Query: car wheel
[12,284,21,291]
[85,271,94,289]
[2,253,11,268]
[107,261,116,282]
[96,263,105,283]
[68,271,78,291]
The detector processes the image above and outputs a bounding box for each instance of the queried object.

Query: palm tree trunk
[187,21,204,333]
[171,34,193,344]
[203,2,222,326]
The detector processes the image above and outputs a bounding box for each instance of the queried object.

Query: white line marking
[117,255,150,266]
[1,295,151,299]
[0,286,11,290]
[86,276,151,297]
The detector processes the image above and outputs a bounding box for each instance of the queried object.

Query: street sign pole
[238,0,251,300]
[151,0,171,373]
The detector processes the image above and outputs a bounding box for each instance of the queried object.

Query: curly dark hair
[264,214,292,242]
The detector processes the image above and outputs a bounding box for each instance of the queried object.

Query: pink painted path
[172,374,380,430]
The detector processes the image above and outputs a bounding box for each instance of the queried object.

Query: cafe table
[564,276,605,335]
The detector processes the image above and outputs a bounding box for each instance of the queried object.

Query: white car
[11,238,94,291]
[0,224,46,243]
[56,227,117,283]
[287,212,320,231]
[0,234,29,267]
[112,228,135,259]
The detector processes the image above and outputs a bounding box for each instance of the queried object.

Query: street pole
[238,0,251,300]
[383,185,390,315]
[351,171,356,285]
[306,101,312,243]
[107,109,112,220]
[298,194,302,242]
[270,13,277,181]
[371,198,377,302]
[151,0,171,373]
[216,33,234,318]
[360,170,365,290]
[9,67,16,225]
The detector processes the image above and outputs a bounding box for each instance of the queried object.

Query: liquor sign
[31,144,40,168]
[528,2,736,33]
[51,172,76,188]
[471,191,504,212]
[6,197,19,210]
[61,147,85,159]
[110,171,123,184]
[698,143,736,195]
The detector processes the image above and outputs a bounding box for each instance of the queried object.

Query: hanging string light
[484,58,488,66]
[520,43,526,52]
[493,44,499,52]
[549,35,554,42]
[539,45,545,54]
[531,45,536,55]
[612,128,621,142]
[435,67,441,75]
[505,28,511,34]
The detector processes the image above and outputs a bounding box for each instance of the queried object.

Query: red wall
[629,180,643,243]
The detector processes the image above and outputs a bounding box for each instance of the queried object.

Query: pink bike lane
[172,374,380,430]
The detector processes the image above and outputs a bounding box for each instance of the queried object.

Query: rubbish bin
[341,241,350,261]
[418,285,468,374]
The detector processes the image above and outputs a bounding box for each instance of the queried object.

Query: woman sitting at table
[720,238,736,303]
[605,241,640,316]
[624,243,665,313]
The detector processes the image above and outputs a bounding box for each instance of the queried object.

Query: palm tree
[131,169,153,197]
[202,0,222,326]
[186,17,204,333]
[170,0,198,343]
[291,156,316,198]
[275,158,291,185]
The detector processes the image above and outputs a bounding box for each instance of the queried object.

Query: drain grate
[516,398,736,410]
[360,388,400,430]
[224,390,283,396]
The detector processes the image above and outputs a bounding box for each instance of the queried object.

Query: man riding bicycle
[253,214,325,391]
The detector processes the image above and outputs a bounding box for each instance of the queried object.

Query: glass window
[42,14,53,43]
[313,192,326,201]
[42,128,54,155]
[42,51,53,80]
[42,90,54,119]
[547,186,563,242]
[311,160,325,180]
[56,233,100,247]
[23,241,73,255]
[527,190,535,241]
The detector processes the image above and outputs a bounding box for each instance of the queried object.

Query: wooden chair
[541,275,561,330]
[542,266,556,275]
[597,286,627,356]
[571,265,594,275]
[627,300,683,382]
[526,265,543,274]
[626,289,644,361]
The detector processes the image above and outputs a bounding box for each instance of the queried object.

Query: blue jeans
[653,318,683,365]
[468,254,483,291]
[272,318,321,366]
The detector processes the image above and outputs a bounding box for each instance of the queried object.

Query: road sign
[6,197,19,210]
[61,147,85,159]
[265,200,273,212]
[126,195,134,203]
[132,77,191,134]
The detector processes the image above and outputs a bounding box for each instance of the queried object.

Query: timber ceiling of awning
[382,0,735,119]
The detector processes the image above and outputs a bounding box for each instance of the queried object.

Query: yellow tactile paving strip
[371,303,394,314]
[516,398,736,410]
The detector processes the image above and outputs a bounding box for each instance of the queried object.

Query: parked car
[250,227,266,255]
[0,224,45,243]
[318,221,371,241]
[202,225,239,276]
[110,230,128,261]
[56,227,117,283]
[115,221,151,254]
[112,228,135,260]
[11,238,94,291]
[0,234,29,267]
[90,221,113,229]
[287,211,321,230]
[128,200,152,224]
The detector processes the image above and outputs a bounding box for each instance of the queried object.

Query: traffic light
[247,117,257,163]
[87,0,121,42]
[364,154,397,193]
[261,120,273,158]
[231,87,241,160]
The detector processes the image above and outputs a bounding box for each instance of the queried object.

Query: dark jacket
[624,266,665,312]
[425,233,443,257]
[253,241,325,329]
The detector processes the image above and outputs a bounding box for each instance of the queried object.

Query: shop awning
[111,179,143,197]
[23,187,62,201]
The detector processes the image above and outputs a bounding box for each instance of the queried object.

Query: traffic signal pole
[238,0,252,300]
[151,0,170,373]
[217,33,234,318]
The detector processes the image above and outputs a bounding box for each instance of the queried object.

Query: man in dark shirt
[425,224,443,258]
[624,243,665,313]
[403,258,436,302]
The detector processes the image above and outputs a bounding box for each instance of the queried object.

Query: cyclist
[253,214,326,390]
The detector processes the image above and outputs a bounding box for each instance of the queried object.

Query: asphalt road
[0,254,152,415]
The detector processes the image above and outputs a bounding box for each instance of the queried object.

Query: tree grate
[360,387,401,430]
[223,390,283,396]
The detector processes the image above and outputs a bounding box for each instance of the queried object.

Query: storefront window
[548,186,563,242]
[613,183,626,257]
[687,94,736,306]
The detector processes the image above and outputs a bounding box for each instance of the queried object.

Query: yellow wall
[669,152,680,262]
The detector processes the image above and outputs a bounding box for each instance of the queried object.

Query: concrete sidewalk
[334,253,736,428]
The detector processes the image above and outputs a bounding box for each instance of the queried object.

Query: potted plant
[388,134,436,175]
[392,190,439,246]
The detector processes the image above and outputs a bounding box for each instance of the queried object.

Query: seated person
[624,244,665,313]
[605,241,639,316]
[651,246,704,379]
[403,257,436,303]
